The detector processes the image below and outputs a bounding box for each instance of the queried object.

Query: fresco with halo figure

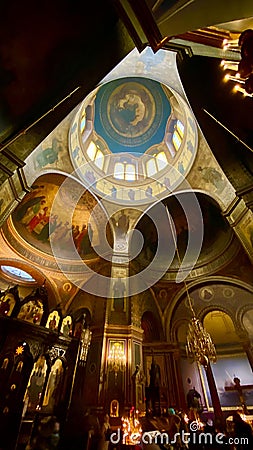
[12,177,106,259]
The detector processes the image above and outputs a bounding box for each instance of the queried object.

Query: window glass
[176,119,184,138]
[125,164,136,181]
[156,151,167,171]
[87,141,97,161]
[114,162,124,180]
[1,266,35,282]
[80,111,86,134]
[172,130,182,151]
[146,158,157,177]
[94,149,104,170]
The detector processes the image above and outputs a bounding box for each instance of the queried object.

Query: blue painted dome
[94,77,171,154]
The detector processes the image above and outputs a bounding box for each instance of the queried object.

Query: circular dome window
[1,266,35,282]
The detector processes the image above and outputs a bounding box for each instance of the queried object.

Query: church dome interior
[1,2,253,449]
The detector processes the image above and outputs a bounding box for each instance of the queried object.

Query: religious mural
[69,73,198,205]
[0,290,16,317]
[29,115,74,175]
[24,356,47,413]
[12,178,102,259]
[0,285,20,318]
[46,311,61,331]
[35,137,64,169]
[60,315,73,337]
[42,358,64,413]
[18,299,44,325]
[197,165,226,195]
[95,77,171,152]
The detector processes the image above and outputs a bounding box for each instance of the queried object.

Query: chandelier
[184,285,216,367]
[108,340,126,372]
[166,207,216,367]
[221,29,253,97]
[186,313,217,367]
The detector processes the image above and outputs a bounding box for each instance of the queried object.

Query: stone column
[204,361,224,429]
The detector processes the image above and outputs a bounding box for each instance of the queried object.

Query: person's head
[233,412,243,423]
[234,377,240,386]
[104,414,110,422]
[39,416,59,438]
[207,419,213,427]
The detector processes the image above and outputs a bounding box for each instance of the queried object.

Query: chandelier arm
[165,206,195,316]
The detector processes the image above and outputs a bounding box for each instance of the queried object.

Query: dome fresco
[10,175,110,261]
[69,77,198,204]
[94,77,171,153]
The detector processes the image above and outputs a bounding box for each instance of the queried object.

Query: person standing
[232,412,253,450]
[98,414,111,450]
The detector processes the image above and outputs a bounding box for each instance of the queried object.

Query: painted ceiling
[94,77,171,154]
[10,175,109,262]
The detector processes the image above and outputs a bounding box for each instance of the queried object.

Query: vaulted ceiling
[0,1,253,294]
[1,1,253,209]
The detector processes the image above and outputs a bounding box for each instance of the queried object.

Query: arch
[167,277,253,343]
[0,257,65,312]
[203,310,239,346]
[0,258,52,286]
[8,172,112,274]
[173,318,189,344]
[21,169,107,216]
[131,187,236,248]
[72,307,92,325]
[68,288,94,322]
[139,288,164,330]
[131,191,234,287]
[238,307,253,341]
[141,311,161,342]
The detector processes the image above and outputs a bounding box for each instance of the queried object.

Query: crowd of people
[144,407,253,450]
[18,375,253,450]
[22,405,253,450]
